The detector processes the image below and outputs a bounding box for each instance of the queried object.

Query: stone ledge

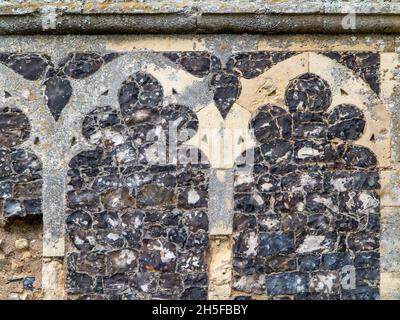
[2,13,400,34]
[1,1,400,34]
[1,1,400,15]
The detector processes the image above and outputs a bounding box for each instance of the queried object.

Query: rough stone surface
[0,107,43,220]
[0,34,397,300]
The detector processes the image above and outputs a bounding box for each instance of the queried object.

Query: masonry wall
[1,32,400,300]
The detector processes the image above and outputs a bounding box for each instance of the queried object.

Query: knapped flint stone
[293,123,327,139]
[96,230,125,250]
[161,211,182,226]
[176,169,207,186]
[0,53,50,80]
[67,210,92,229]
[347,230,379,252]
[44,76,72,121]
[121,210,145,230]
[140,239,177,272]
[328,118,365,141]
[182,287,207,300]
[292,110,324,123]
[4,199,25,218]
[101,188,135,211]
[69,148,107,169]
[23,199,41,215]
[233,256,265,275]
[0,150,11,177]
[231,60,380,300]
[285,73,332,113]
[324,171,353,192]
[281,171,323,193]
[103,274,129,292]
[144,224,167,238]
[67,190,99,209]
[294,293,340,300]
[265,255,296,273]
[280,213,308,232]
[343,146,377,169]
[321,252,354,270]
[185,232,208,249]
[234,296,253,300]
[182,211,209,232]
[327,104,365,140]
[251,105,292,143]
[0,108,31,148]
[338,191,380,214]
[234,192,269,213]
[334,214,359,232]
[22,277,35,290]
[342,287,379,300]
[355,267,379,288]
[234,231,259,257]
[233,213,257,232]
[305,193,338,214]
[152,172,177,188]
[177,251,206,273]
[143,211,163,223]
[119,72,163,116]
[260,140,292,163]
[0,117,30,148]
[226,52,296,79]
[274,192,304,214]
[366,213,379,232]
[67,271,95,294]
[257,174,280,193]
[266,272,309,296]
[259,232,295,257]
[306,214,331,231]
[69,252,106,276]
[64,62,211,299]
[13,180,42,198]
[131,272,159,293]
[294,141,335,162]
[10,149,42,174]
[297,254,321,271]
[352,171,380,190]
[177,53,212,77]
[106,249,138,275]
[92,175,120,192]
[233,274,266,294]
[183,273,208,287]
[0,181,12,198]
[98,205,123,225]
[309,271,340,295]
[178,187,208,209]
[137,184,176,208]
[159,273,183,291]
[123,230,142,249]
[258,214,281,232]
[354,251,379,269]
[61,52,104,79]
[164,52,220,77]
[211,71,241,118]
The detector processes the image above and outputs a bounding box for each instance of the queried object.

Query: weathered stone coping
[1,1,400,34]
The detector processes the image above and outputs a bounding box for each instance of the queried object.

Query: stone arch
[237,52,390,167]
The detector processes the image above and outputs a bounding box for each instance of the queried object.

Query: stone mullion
[207,169,235,299]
